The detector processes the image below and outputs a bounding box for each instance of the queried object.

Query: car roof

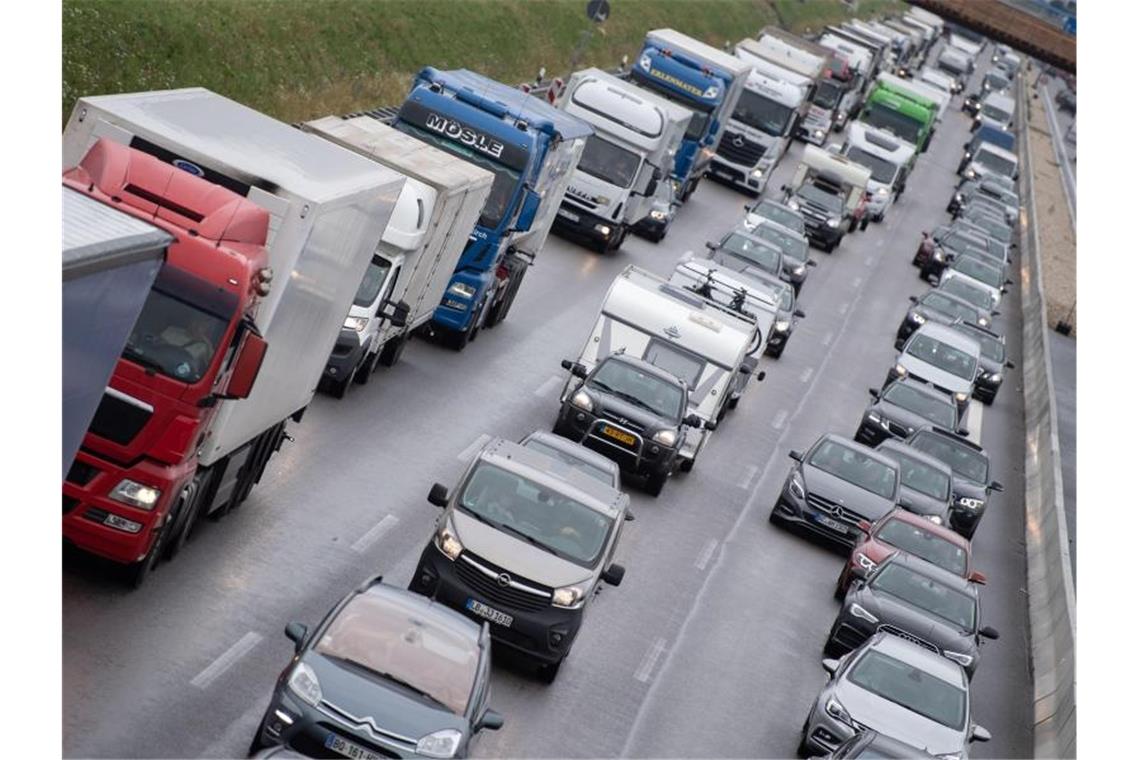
[815,433,900,470]
[518,430,621,479]
[881,551,977,595]
[477,438,628,519]
[861,631,967,686]
[874,507,971,549]
[911,321,983,355]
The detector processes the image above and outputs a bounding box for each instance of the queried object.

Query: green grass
[63,0,904,126]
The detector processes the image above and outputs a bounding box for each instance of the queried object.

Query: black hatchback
[250,576,503,759]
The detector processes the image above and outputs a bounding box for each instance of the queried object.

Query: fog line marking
[799,367,814,383]
[695,539,719,571]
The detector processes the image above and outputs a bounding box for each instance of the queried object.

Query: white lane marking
[351,514,399,553]
[737,465,759,490]
[191,632,263,689]
[838,302,850,316]
[852,276,863,288]
[799,367,814,383]
[457,433,491,462]
[771,409,788,430]
[822,331,834,347]
[695,539,719,571]
[966,400,985,445]
[634,637,668,683]
[533,374,563,398]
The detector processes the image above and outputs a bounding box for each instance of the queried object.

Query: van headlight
[343,315,369,333]
[774,319,790,332]
[954,391,969,403]
[826,218,839,228]
[109,479,161,510]
[434,525,463,561]
[877,186,889,196]
[446,281,477,299]
[652,429,677,446]
[552,585,586,608]
[417,728,463,759]
[571,390,594,412]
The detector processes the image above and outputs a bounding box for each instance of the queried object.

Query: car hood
[854,589,975,651]
[801,466,897,521]
[830,680,967,756]
[898,485,950,519]
[451,511,596,589]
[874,400,944,437]
[950,477,987,501]
[898,355,972,396]
[307,653,469,742]
[591,388,679,432]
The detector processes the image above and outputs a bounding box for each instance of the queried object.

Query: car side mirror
[561,359,588,378]
[601,563,625,586]
[789,449,803,462]
[979,625,1000,640]
[428,483,449,507]
[968,570,988,584]
[993,310,1002,317]
[704,418,718,431]
[908,295,918,303]
[868,387,880,399]
[477,709,505,732]
[624,510,636,522]
[1004,278,1014,286]
[705,240,717,251]
[957,426,969,437]
[857,519,872,534]
[223,329,269,400]
[807,259,818,267]
[971,725,992,743]
[1005,360,1016,370]
[822,658,840,675]
[794,309,806,318]
[755,370,767,383]
[384,299,411,328]
[989,480,1004,492]
[684,413,702,428]
[285,622,308,653]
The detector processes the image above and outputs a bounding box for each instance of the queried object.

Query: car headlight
[343,315,369,333]
[892,363,908,378]
[434,525,463,561]
[826,218,839,228]
[792,264,805,276]
[958,496,985,510]
[650,210,667,221]
[552,585,586,609]
[965,169,976,178]
[955,193,964,203]
[788,471,806,500]
[109,479,161,511]
[774,319,790,332]
[571,390,594,412]
[932,250,945,262]
[825,697,853,726]
[943,650,974,667]
[850,603,879,624]
[417,728,463,759]
[977,314,990,327]
[787,200,800,211]
[595,224,612,237]
[446,281,477,299]
[987,372,1002,383]
[954,391,969,403]
[876,186,889,196]
[813,129,824,138]
[652,429,678,447]
[856,553,877,572]
[287,662,322,707]
[867,411,881,424]
[910,312,926,324]
[926,514,945,525]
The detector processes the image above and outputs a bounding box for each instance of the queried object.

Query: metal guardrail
[1037,79,1076,226]
[1017,73,1077,760]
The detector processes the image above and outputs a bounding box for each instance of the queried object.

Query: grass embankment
[63,0,903,125]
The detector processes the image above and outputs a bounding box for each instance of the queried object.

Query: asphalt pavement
[62,45,1034,759]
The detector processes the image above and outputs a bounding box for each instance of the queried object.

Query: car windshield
[315,592,478,715]
[798,182,845,213]
[522,440,614,486]
[910,433,989,483]
[975,149,1016,177]
[808,440,897,499]
[751,223,809,263]
[577,135,642,189]
[459,463,615,567]
[877,517,967,575]
[921,292,980,324]
[981,104,1012,123]
[904,334,977,381]
[813,80,844,109]
[871,563,976,630]
[589,358,684,420]
[719,233,782,275]
[883,383,956,429]
[733,89,796,136]
[125,283,231,384]
[844,146,898,184]
[353,254,394,308]
[939,279,991,311]
[953,256,1003,288]
[848,649,967,729]
[958,329,1003,363]
[985,73,1010,90]
[861,102,923,144]
[753,201,805,233]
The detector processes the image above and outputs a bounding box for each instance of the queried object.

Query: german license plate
[557,208,579,222]
[467,598,513,627]
[325,733,383,760]
[714,169,734,179]
[815,514,848,533]
[602,425,636,446]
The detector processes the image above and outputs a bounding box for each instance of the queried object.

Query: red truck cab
[62,138,271,585]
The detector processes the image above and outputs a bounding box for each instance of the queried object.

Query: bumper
[796,124,830,145]
[765,328,790,354]
[803,222,843,248]
[973,378,1001,402]
[866,194,890,217]
[771,491,861,548]
[802,703,856,755]
[255,689,422,759]
[707,159,769,194]
[827,618,876,656]
[409,544,582,664]
[554,404,676,479]
[950,502,986,536]
[323,330,366,381]
[552,203,623,246]
[431,284,485,333]
[632,215,669,238]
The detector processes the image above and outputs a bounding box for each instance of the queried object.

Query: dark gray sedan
[894,290,991,349]
[906,428,1004,540]
[745,218,817,294]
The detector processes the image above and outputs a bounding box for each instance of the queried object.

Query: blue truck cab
[393,68,592,348]
[630,29,751,202]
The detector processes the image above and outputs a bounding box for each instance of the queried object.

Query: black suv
[905,428,1004,539]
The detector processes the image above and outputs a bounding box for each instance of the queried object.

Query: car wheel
[164,477,204,561]
[644,472,667,497]
[537,658,562,684]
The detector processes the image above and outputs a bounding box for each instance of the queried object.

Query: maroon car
[835,508,986,598]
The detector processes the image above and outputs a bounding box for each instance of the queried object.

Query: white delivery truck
[817,33,875,120]
[782,144,872,252]
[842,122,916,222]
[302,116,493,396]
[747,30,834,144]
[709,67,804,196]
[562,265,754,471]
[63,88,405,522]
[554,67,692,252]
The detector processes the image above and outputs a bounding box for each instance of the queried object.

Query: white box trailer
[63,88,405,514]
[302,116,494,393]
[564,265,754,466]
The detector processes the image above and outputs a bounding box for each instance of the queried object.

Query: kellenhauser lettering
[649,68,707,98]
[425,113,505,159]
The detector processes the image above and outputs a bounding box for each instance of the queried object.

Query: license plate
[557,209,579,222]
[714,169,734,179]
[466,598,514,627]
[815,514,848,533]
[325,733,383,760]
[601,425,636,446]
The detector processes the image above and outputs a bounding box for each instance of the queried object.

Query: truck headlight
[652,429,677,446]
[595,224,612,237]
[552,585,586,608]
[287,662,322,707]
[813,129,824,139]
[571,390,594,412]
[417,728,463,759]
[877,186,889,196]
[826,218,839,228]
[750,168,764,179]
[109,479,161,511]
[638,54,652,72]
[943,650,974,667]
[434,525,463,561]
[446,281,477,299]
[343,315,369,333]
[774,319,790,332]
[649,210,667,221]
[702,84,720,99]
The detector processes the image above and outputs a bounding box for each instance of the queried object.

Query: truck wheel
[679,456,695,473]
[125,527,165,589]
[644,472,667,497]
[378,333,407,367]
[328,372,351,398]
[452,301,484,350]
[164,478,204,561]
[537,658,562,684]
[727,395,740,411]
[354,351,379,385]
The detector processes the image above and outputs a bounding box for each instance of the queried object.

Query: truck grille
[716,132,767,166]
[88,392,151,446]
[455,553,552,613]
[878,624,941,653]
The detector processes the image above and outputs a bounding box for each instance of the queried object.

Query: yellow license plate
[602,425,636,445]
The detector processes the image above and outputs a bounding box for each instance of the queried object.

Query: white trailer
[554,67,692,252]
[63,88,405,516]
[302,116,494,394]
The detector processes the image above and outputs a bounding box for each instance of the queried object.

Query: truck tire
[451,300,485,350]
[164,476,205,561]
[354,350,379,385]
[378,333,408,367]
[487,264,526,326]
[125,526,165,589]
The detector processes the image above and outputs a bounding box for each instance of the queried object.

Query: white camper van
[842,121,917,222]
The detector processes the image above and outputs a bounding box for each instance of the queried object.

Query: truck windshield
[577,135,642,189]
[860,102,923,144]
[397,123,521,228]
[732,90,796,137]
[353,253,394,308]
[812,80,844,110]
[637,80,712,140]
[844,146,899,184]
[125,287,230,384]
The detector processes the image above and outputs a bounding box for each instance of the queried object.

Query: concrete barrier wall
[1018,74,1077,759]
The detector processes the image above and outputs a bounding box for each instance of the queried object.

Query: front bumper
[323,329,366,381]
[707,159,769,194]
[949,499,986,537]
[802,220,843,248]
[409,543,582,665]
[554,403,676,479]
[431,284,484,333]
[255,689,423,759]
[854,419,890,447]
[771,490,862,548]
[552,202,622,246]
[765,327,791,354]
[796,123,830,145]
[802,702,857,755]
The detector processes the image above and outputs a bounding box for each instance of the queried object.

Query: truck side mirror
[684,413,702,428]
[514,189,542,233]
[223,329,268,400]
[385,300,411,328]
[428,483,449,507]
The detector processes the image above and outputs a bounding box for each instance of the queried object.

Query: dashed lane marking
[351,514,399,553]
[634,638,668,683]
[737,465,759,490]
[457,433,492,462]
[191,632,263,689]
[695,539,719,571]
[799,367,814,383]
[852,276,863,288]
[771,409,789,430]
[839,302,850,316]
[822,331,834,347]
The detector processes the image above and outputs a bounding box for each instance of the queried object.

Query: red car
[835,508,986,599]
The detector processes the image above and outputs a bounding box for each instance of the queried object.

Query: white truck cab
[746,33,833,144]
[842,122,916,222]
[977,92,1016,132]
[555,67,692,252]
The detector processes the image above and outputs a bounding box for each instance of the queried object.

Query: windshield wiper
[609,389,661,415]
[122,347,168,376]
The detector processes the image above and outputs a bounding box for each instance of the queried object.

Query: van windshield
[812,80,844,110]
[845,146,899,184]
[861,102,923,144]
[577,135,642,189]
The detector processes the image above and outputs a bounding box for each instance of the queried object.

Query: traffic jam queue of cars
[62,6,1026,759]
